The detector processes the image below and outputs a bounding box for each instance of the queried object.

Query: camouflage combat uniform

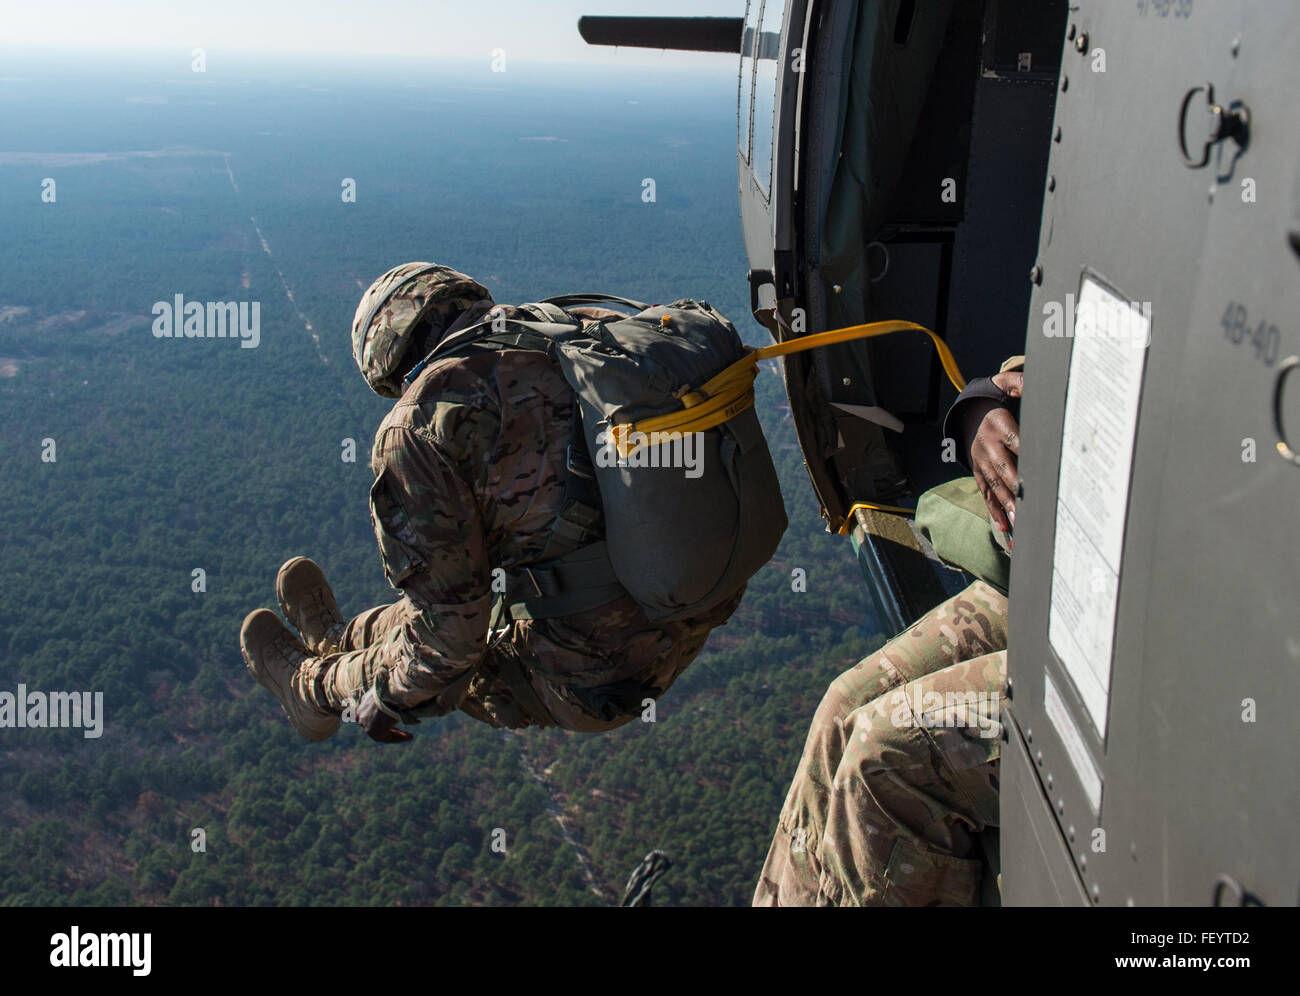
[753,580,1007,906]
[322,323,741,733]
[753,352,1023,906]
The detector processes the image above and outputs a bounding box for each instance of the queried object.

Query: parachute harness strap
[611,320,967,457]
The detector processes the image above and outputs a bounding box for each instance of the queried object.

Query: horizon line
[0,43,738,75]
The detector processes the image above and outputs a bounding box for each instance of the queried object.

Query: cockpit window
[751,0,784,197]
[739,1,760,162]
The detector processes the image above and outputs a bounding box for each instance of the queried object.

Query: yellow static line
[614,320,966,457]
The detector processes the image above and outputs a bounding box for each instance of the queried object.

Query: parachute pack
[415,294,789,624]
[914,476,1012,595]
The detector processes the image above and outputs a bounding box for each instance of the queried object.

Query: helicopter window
[752,0,784,197]
[739,1,760,162]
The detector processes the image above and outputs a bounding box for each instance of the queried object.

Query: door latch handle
[1211,874,1265,906]
[1272,356,1300,467]
[1178,82,1250,169]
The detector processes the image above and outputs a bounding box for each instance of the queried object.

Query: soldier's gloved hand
[357,688,414,744]
[970,370,1023,533]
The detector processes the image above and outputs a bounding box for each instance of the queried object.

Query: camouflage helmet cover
[352,262,492,397]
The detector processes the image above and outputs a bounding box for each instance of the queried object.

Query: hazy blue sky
[4,0,747,68]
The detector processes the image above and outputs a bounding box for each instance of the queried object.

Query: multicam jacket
[348,308,742,732]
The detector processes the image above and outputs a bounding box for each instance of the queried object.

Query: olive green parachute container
[422,294,788,623]
[915,476,1011,595]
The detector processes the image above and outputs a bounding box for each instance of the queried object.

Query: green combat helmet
[351,262,492,398]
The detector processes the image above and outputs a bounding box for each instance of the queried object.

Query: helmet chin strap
[443,298,498,337]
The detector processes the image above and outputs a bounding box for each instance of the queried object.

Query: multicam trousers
[324,599,543,730]
[753,580,1008,906]
[323,591,736,733]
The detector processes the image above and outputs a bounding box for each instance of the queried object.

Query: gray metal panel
[1007,0,1300,906]
[1002,718,1091,906]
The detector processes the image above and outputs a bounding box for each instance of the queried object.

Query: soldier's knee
[820,649,898,717]
[836,689,921,785]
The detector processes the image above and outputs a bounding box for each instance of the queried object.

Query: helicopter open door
[737,0,1066,631]
[580,0,1068,631]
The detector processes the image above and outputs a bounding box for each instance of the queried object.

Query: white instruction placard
[1047,275,1150,736]
[1044,672,1103,813]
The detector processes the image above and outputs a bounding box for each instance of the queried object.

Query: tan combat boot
[276,556,347,655]
[240,609,340,742]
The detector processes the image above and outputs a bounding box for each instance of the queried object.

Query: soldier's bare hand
[971,407,1020,532]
